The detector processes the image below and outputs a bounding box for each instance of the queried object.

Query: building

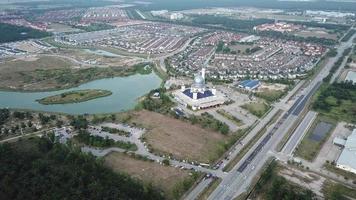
[170,13,184,20]
[334,129,356,174]
[239,35,260,43]
[237,79,261,91]
[173,68,227,110]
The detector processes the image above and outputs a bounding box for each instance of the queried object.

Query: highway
[205,33,356,200]
[282,111,317,155]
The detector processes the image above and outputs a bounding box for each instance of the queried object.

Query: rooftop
[337,129,356,171]
[345,129,356,150]
[183,89,214,99]
[238,79,260,89]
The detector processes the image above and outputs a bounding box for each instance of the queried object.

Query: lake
[0,72,161,114]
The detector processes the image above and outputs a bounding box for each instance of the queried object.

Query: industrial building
[333,129,356,174]
[173,68,227,110]
[237,79,261,91]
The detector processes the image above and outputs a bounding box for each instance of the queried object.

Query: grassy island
[37,89,112,105]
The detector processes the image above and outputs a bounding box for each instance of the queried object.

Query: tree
[0,109,10,125]
[162,159,170,166]
[0,137,163,200]
[70,116,88,130]
[13,111,26,119]
[38,113,51,125]
[27,121,33,128]
[56,120,64,128]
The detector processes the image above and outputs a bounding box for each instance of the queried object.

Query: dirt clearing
[130,110,229,163]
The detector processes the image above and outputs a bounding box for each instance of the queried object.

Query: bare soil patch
[131,110,229,163]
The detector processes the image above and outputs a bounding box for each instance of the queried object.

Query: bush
[74,131,137,151]
[162,159,170,166]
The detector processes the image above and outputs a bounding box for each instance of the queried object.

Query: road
[282,111,317,155]
[205,33,356,200]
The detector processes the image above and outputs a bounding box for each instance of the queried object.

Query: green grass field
[241,102,271,118]
[256,89,286,103]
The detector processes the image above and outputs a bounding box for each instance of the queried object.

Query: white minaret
[193,92,198,100]
[202,68,206,80]
[212,88,217,96]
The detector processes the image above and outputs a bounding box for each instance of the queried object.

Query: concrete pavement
[207,110,239,132]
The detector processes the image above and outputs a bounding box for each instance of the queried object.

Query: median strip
[223,109,283,172]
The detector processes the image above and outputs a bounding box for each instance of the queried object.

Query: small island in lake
[37,89,112,105]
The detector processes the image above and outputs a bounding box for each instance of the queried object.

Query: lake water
[0,73,161,114]
[345,71,356,83]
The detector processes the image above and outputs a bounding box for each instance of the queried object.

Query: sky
[1,0,356,11]
[129,0,356,11]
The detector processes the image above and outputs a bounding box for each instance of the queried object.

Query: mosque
[173,68,227,110]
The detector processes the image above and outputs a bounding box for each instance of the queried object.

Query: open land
[241,101,271,118]
[47,23,82,33]
[255,87,287,103]
[130,110,230,163]
[295,29,339,40]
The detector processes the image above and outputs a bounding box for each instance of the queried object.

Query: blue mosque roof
[183,89,214,99]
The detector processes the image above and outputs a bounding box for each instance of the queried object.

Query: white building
[170,13,184,20]
[173,68,226,110]
[334,129,356,174]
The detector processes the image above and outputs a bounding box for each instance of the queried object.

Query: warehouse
[237,79,261,91]
[334,129,356,174]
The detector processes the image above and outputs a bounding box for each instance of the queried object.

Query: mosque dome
[194,74,205,85]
